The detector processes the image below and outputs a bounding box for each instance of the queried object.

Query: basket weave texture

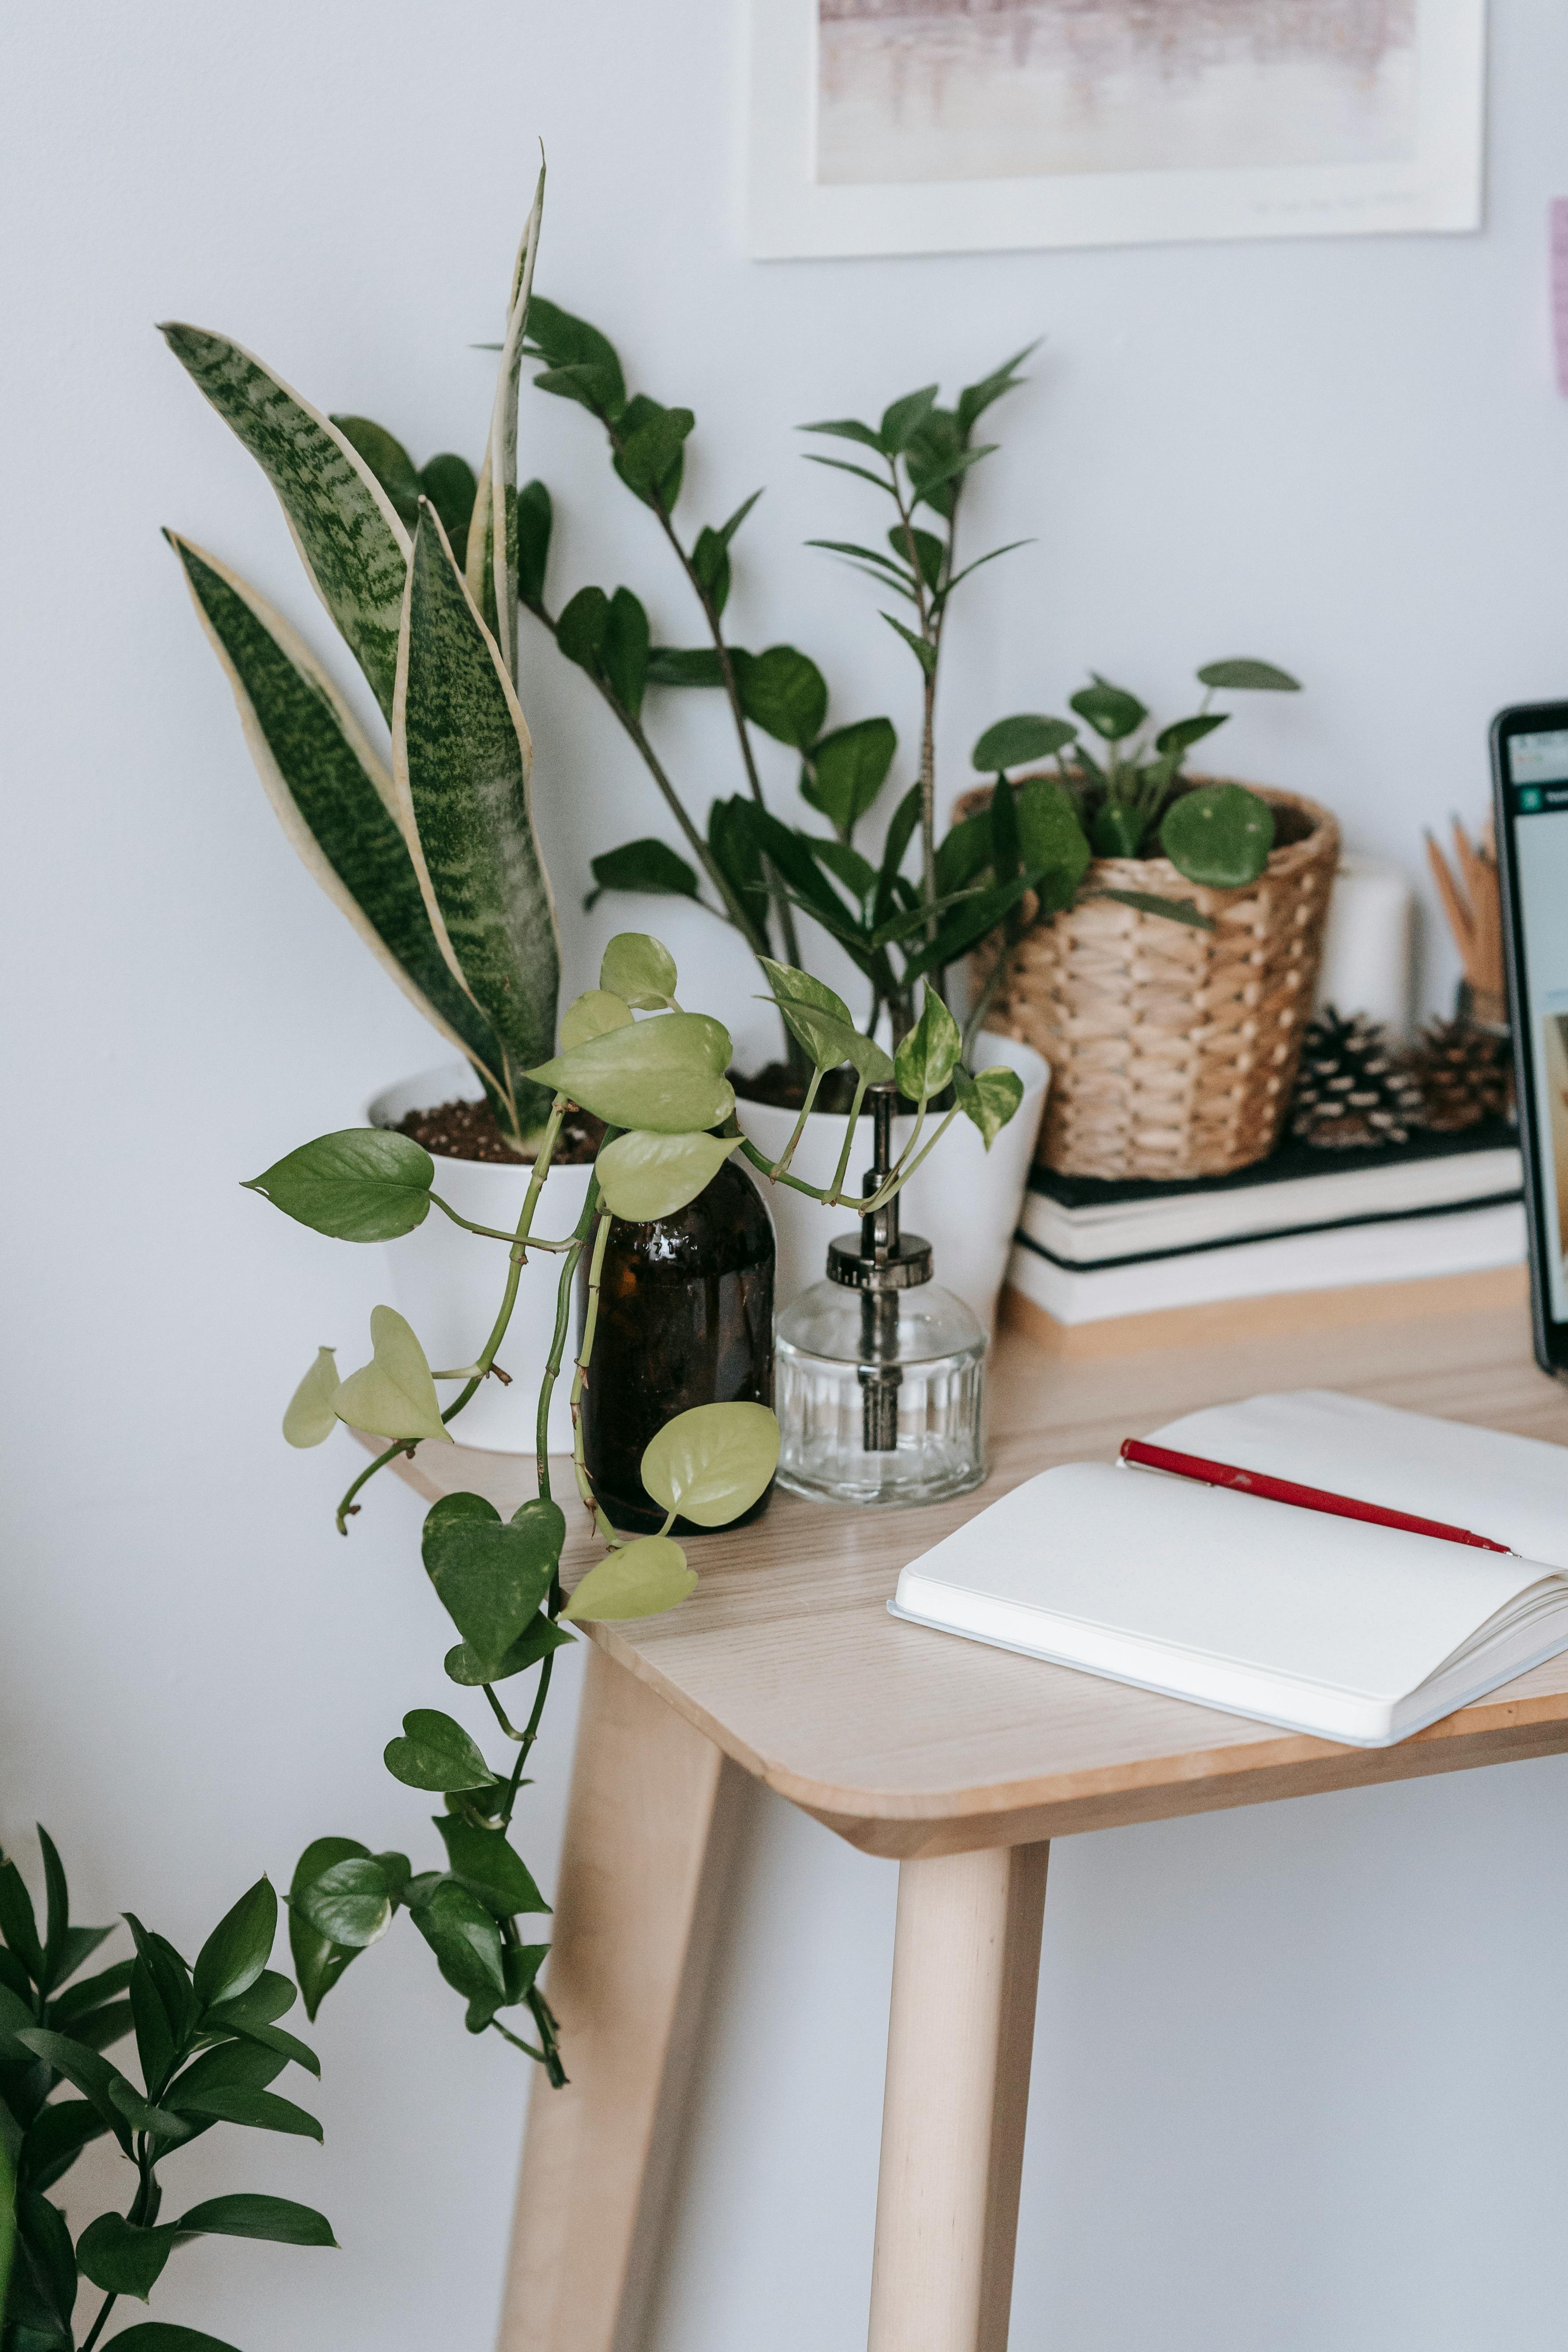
[966,782,1341,1181]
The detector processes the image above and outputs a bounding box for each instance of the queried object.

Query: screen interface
[1505,725,1568,1322]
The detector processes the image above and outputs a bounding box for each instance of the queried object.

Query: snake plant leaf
[465,161,545,672]
[394,505,560,1137]
[600,932,677,1008]
[641,1403,779,1528]
[1159,783,1275,889]
[528,1013,734,1134]
[953,1065,1024,1150]
[283,1349,341,1450]
[560,989,634,1049]
[894,983,962,1102]
[595,1130,737,1222]
[332,1306,451,1445]
[168,535,507,1095]
[160,325,410,719]
[562,1536,696,1622]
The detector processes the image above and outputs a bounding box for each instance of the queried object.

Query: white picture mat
[745,0,1487,261]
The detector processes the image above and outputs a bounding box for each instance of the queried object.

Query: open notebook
[890,1392,1568,1747]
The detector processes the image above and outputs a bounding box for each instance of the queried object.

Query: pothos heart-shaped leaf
[640,1403,779,1528]
[559,989,633,1048]
[893,983,961,1103]
[954,1065,1024,1150]
[599,932,678,1009]
[560,1536,697,1621]
[528,1013,734,1134]
[282,1348,340,1448]
[421,1494,566,1679]
[333,1306,450,1444]
[594,1130,737,1222]
[383,1710,494,1793]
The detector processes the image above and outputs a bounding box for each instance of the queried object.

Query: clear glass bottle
[775,1090,986,1507]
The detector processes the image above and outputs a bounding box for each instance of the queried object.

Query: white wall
[4,3,1568,2346]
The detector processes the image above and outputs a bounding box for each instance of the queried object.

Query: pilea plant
[245,932,1020,2076]
[0,1827,332,2352]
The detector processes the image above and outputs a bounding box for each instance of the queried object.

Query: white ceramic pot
[736,1034,1049,1331]
[364,1063,594,1455]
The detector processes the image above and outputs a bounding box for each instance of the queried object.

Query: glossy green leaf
[601,586,650,720]
[736,645,828,751]
[161,324,409,718]
[640,1402,780,1528]
[122,1919,200,2050]
[560,1536,696,1622]
[894,984,962,1101]
[48,1921,117,1996]
[613,398,694,506]
[76,2212,175,2301]
[18,2098,110,2195]
[1195,658,1300,693]
[1070,679,1147,742]
[556,584,609,673]
[709,796,771,933]
[384,1710,493,1794]
[517,478,552,608]
[15,2029,134,2151]
[972,714,1077,773]
[525,295,627,418]
[956,342,1038,435]
[1159,783,1275,889]
[292,1858,394,1953]
[243,1128,433,1242]
[203,1969,296,2030]
[128,1956,176,2095]
[169,2083,322,2140]
[444,1615,574,1688]
[422,1494,566,1679]
[954,1065,1024,1150]
[0,1977,36,2062]
[202,2014,319,2079]
[432,1820,548,1919]
[288,1841,366,2023]
[646,646,727,688]
[595,1130,736,1222]
[560,990,633,1050]
[333,1306,450,1446]
[417,454,477,572]
[410,1880,507,2001]
[166,538,507,1094]
[192,1881,275,2011]
[529,1013,735,1135]
[1016,778,1093,903]
[175,2194,336,2249]
[803,717,897,839]
[585,839,702,912]
[11,2185,77,2344]
[0,1859,43,1981]
[393,504,559,1135]
[600,933,678,1009]
[283,1347,341,1448]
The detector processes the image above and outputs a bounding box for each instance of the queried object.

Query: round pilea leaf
[1158,784,1275,890]
[595,1130,737,1222]
[640,1402,780,1528]
[283,1348,340,1448]
[561,1536,697,1622]
[599,932,678,1009]
[560,989,633,1050]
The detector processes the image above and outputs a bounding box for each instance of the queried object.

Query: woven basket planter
[963,781,1340,1182]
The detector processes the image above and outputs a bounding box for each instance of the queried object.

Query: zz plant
[245,931,1019,2077]
[1,1827,332,2352]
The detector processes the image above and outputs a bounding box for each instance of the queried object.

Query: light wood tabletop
[391,1264,1568,1863]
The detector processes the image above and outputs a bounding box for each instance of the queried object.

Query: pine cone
[1408,1015,1513,1133]
[1291,1008,1425,1150]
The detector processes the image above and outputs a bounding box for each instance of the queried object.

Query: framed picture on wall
[745,0,1487,261]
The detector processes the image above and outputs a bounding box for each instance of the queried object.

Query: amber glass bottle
[577,1161,776,1535]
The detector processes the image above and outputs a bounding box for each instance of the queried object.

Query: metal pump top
[826,1085,932,1292]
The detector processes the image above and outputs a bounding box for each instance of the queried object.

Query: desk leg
[868,1841,1049,2352]
[497,1644,744,2352]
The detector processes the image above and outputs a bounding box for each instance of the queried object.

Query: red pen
[1118,1437,1512,1555]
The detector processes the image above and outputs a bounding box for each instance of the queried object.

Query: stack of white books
[1006,1118,1522,1328]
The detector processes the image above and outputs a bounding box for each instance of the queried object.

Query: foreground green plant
[251,931,1017,2078]
[0,1830,332,2352]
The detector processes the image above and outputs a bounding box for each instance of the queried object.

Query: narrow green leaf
[797,414,884,448]
[468,163,545,675]
[1088,887,1215,931]
[168,2084,322,2141]
[15,2030,133,2151]
[17,2099,109,2195]
[12,2189,78,2342]
[640,1402,780,1528]
[646,646,727,688]
[1154,712,1228,757]
[709,796,771,933]
[201,2015,319,2080]
[193,1881,276,2009]
[173,2194,337,2249]
[956,342,1038,434]
[584,839,702,911]
[1195,658,1301,692]
[333,1305,451,1446]
[161,324,410,717]
[0,1861,44,1983]
[562,1536,695,1622]
[431,1820,548,1919]
[517,478,552,608]
[880,612,936,678]
[809,837,877,900]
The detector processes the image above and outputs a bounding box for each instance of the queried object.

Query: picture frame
[745,0,1487,262]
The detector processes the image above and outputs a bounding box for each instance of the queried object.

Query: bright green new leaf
[393,505,559,1137]
[528,1013,735,1135]
[77,2212,176,2301]
[243,1128,434,1242]
[595,1130,736,1222]
[1195,658,1301,693]
[167,538,509,1096]
[562,1536,696,1621]
[762,997,893,1084]
[972,714,1077,773]
[173,2195,337,2249]
[584,839,702,911]
[433,1819,548,1919]
[1070,678,1147,742]
[192,1879,276,2009]
[803,717,897,839]
[641,1402,780,1528]
[422,1493,566,1678]
[288,1839,367,2022]
[161,324,410,719]
[283,1348,340,1448]
[759,957,851,1026]
[894,984,962,1102]
[954,1065,1024,1150]
[409,1880,507,2002]
[737,645,828,751]
[333,1306,450,1445]
[383,1710,494,1794]
[292,1858,394,1952]
[600,932,678,1009]
[560,990,633,1049]
[1159,784,1275,889]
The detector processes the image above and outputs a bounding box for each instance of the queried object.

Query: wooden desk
[390,1269,1568,2352]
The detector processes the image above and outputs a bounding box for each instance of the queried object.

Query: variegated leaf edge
[465,158,545,678]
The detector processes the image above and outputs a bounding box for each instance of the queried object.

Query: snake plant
[161,174,559,1149]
